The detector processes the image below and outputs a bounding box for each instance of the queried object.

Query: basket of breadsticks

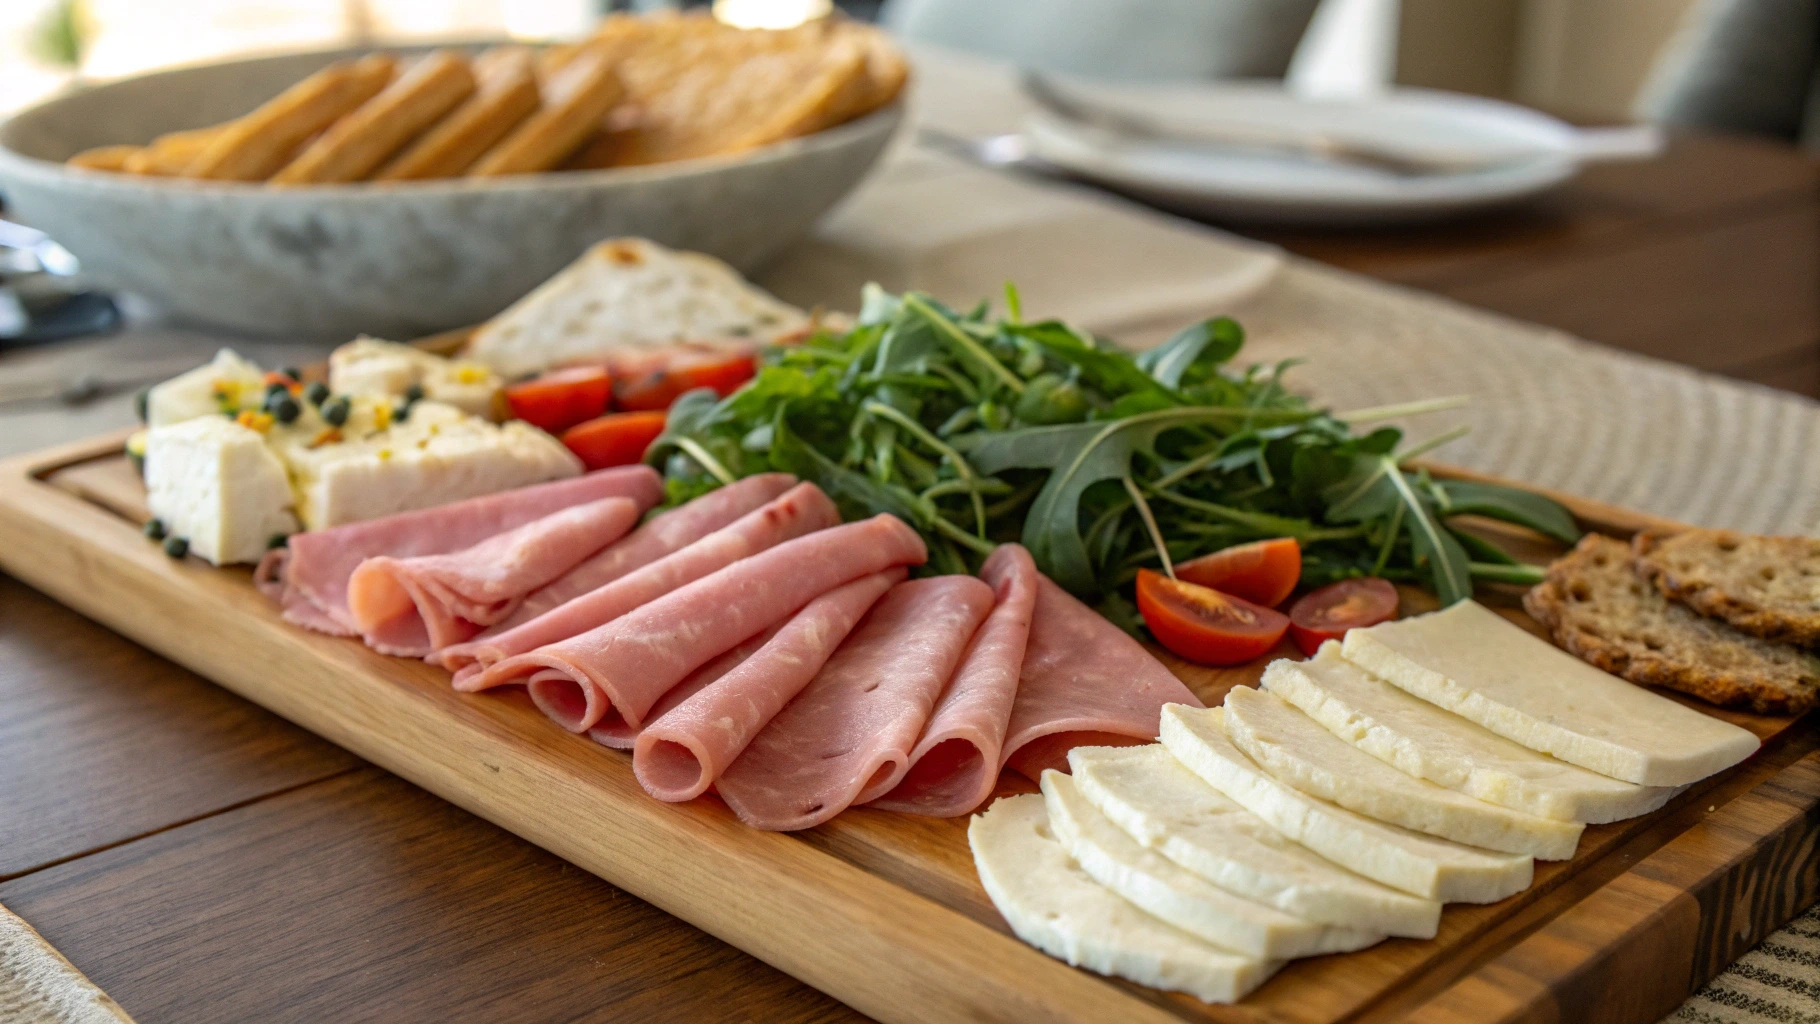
[0,13,906,338]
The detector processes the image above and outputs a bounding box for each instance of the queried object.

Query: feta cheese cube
[144,417,300,565]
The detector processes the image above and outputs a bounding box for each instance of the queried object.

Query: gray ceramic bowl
[0,45,902,338]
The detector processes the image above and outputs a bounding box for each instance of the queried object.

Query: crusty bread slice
[1633,530,1820,647]
[1525,534,1820,715]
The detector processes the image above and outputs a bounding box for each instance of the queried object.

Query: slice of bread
[1525,534,1820,714]
[1633,530,1820,647]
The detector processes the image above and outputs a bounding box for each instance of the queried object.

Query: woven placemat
[0,903,133,1024]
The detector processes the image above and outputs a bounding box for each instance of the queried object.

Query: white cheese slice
[466,238,806,379]
[969,794,1280,1004]
[1341,601,1760,787]
[1262,643,1678,823]
[1160,706,1532,903]
[144,417,300,565]
[1041,770,1382,959]
[329,337,503,420]
[1224,685,1583,860]
[145,348,266,426]
[276,401,581,530]
[1069,744,1441,938]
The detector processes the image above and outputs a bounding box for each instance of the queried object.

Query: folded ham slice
[584,623,784,749]
[486,473,798,638]
[867,544,1037,817]
[634,568,904,802]
[488,513,928,735]
[448,482,841,685]
[255,467,661,636]
[715,575,995,831]
[999,570,1205,779]
[345,497,642,656]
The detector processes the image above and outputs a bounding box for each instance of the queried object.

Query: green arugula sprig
[648,284,1578,607]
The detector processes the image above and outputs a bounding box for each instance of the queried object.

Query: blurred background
[0,0,1755,125]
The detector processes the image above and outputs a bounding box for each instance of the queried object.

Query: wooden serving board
[3,432,1817,1024]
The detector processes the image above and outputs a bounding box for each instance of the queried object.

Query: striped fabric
[1671,903,1820,1022]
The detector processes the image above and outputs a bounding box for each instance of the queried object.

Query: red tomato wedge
[505,366,612,435]
[614,354,757,412]
[1136,569,1290,667]
[1174,538,1302,607]
[560,411,668,470]
[1287,578,1399,656]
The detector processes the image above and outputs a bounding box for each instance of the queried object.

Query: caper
[402,382,426,403]
[143,518,166,540]
[162,535,189,558]
[134,387,150,423]
[268,391,301,424]
[267,533,290,550]
[265,380,290,397]
[321,395,351,427]
[393,399,413,423]
[304,381,331,406]
[279,366,302,382]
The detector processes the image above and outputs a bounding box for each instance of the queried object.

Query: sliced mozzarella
[969,794,1280,1004]
[144,417,299,565]
[1341,601,1759,787]
[1069,744,1440,938]
[1225,685,1583,860]
[1041,770,1381,959]
[1262,644,1677,823]
[1160,706,1532,903]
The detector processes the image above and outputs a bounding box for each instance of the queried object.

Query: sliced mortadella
[1000,572,1205,780]
[868,544,1038,817]
[490,513,928,735]
[255,466,661,635]
[489,473,798,637]
[347,497,642,656]
[448,482,841,684]
[634,568,905,802]
[715,575,996,831]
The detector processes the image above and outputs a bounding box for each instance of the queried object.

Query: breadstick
[269,50,474,184]
[374,48,539,180]
[66,144,140,171]
[186,54,397,181]
[468,47,623,176]
[114,124,231,175]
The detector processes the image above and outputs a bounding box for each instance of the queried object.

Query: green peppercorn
[268,391,301,424]
[143,518,166,540]
[321,395,350,427]
[163,535,189,558]
[402,382,426,403]
[134,387,150,423]
[304,381,331,406]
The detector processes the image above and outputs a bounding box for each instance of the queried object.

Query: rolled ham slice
[255,466,661,636]
[715,575,995,831]
[489,473,798,637]
[448,482,841,684]
[345,497,642,656]
[867,543,1038,817]
[634,568,904,802]
[999,570,1205,779]
[489,513,928,735]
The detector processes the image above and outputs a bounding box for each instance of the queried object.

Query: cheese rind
[1262,644,1677,823]
[144,417,300,565]
[1161,706,1533,903]
[1069,744,1440,938]
[969,794,1280,1004]
[1041,770,1381,959]
[1341,601,1760,787]
[1224,685,1583,860]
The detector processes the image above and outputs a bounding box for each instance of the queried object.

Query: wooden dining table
[1,128,1815,1024]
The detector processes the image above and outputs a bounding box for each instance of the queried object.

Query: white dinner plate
[1023,80,1604,226]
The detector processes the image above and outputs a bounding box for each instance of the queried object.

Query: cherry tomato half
[614,353,756,412]
[1136,569,1290,667]
[1174,537,1302,607]
[505,366,612,435]
[1287,577,1400,656]
[560,410,667,470]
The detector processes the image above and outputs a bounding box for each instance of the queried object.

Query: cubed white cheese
[145,349,267,426]
[329,336,503,420]
[143,417,300,565]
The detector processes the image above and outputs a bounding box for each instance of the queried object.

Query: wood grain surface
[0,132,1814,1024]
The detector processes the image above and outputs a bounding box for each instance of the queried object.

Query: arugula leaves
[647,286,1578,606]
